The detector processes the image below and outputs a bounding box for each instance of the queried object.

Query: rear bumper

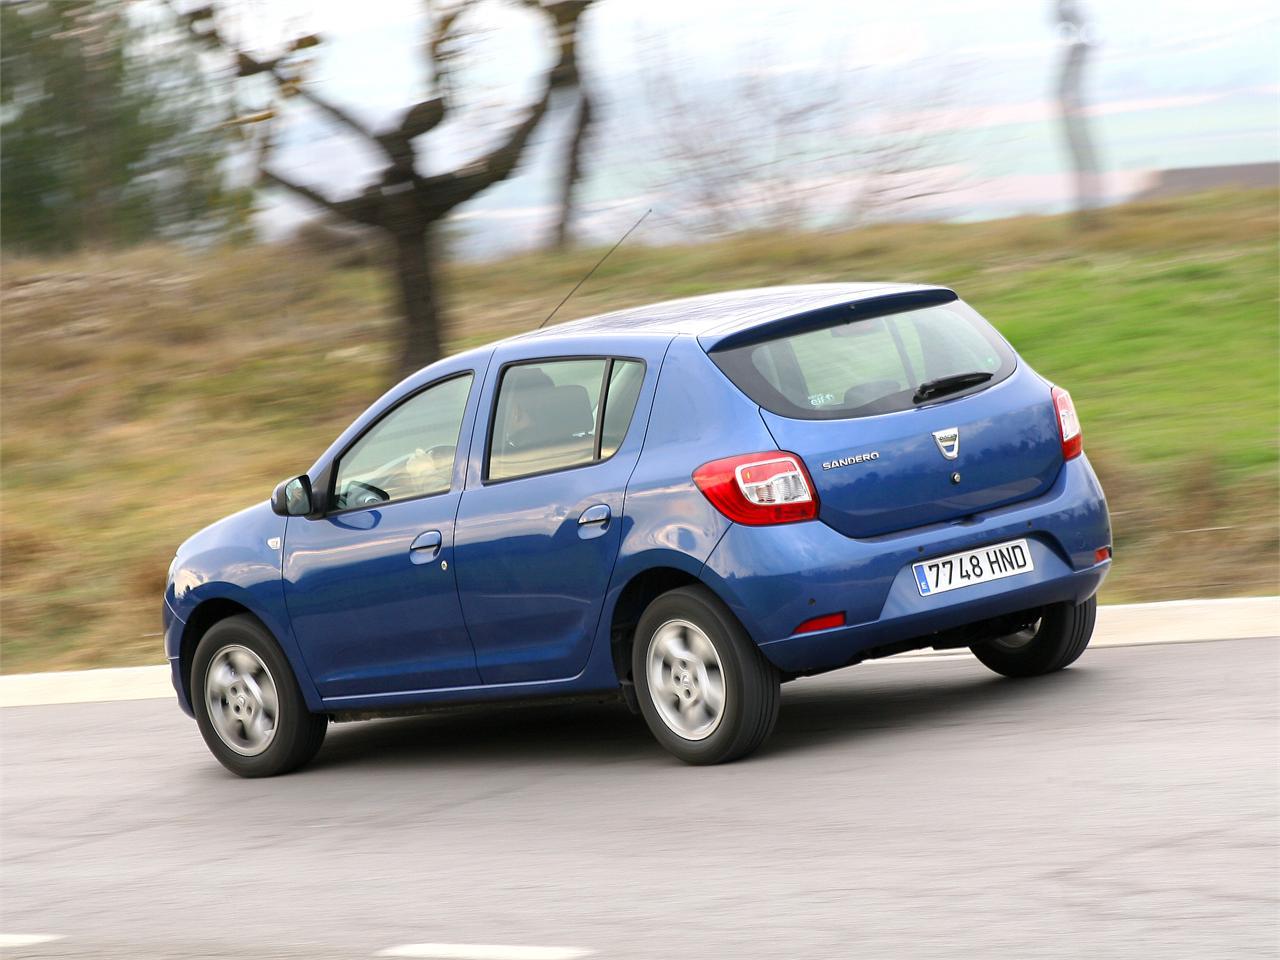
[701,454,1111,675]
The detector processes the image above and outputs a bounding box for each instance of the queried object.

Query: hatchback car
[165,284,1111,776]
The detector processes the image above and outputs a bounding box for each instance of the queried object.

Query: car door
[454,342,658,684]
[282,370,481,701]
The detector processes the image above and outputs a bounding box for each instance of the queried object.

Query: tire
[969,596,1097,678]
[632,585,780,765]
[191,614,327,778]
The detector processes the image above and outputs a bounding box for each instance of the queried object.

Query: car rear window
[709,301,1016,420]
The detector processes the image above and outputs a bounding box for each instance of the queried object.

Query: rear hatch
[705,294,1063,538]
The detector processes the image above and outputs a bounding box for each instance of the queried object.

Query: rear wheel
[191,615,327,778]
[970,596,1097,678]
[632,586,780,764]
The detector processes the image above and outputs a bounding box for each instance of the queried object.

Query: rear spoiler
[701,287,958,353]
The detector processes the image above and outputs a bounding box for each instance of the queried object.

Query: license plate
[913,538,1034,597]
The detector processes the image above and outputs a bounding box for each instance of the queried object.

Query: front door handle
[578,504,611,526]
[409,529,443,562]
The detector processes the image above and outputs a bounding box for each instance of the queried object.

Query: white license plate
[913,539,1034,597]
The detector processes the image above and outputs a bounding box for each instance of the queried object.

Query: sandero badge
[821,451,880,470]
[164,283,1111,776]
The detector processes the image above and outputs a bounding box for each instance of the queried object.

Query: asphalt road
[3,638,1277,960]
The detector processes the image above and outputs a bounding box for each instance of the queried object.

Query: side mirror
[271,475,314,517]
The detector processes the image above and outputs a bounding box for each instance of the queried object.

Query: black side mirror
[271,475,314,517]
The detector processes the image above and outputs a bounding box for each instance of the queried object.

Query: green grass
[2,189,1276,672]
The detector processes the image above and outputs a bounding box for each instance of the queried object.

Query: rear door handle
[578,504,610,526]
[409,529,443,561]
[577,504,611,540]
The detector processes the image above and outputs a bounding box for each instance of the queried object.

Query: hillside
[2,190,1276,672]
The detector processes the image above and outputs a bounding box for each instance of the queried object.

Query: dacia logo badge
[932,427,960,460]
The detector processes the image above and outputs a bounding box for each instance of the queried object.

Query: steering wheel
[425,444,455,462]
[344,480,389,508]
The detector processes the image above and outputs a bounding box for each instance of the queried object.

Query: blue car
[165,284,1111,776]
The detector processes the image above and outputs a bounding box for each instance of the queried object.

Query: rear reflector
[1095,546,1112,563]
[794,612,846,634]
[693,451,819,525]
[1052,386,1083,460]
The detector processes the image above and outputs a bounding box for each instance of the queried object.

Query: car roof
[508,282,952,349]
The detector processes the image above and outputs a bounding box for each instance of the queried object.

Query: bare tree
[633,33,954,237]
[523,0,597,249]
[175,2,583,379]
[1053,0,1103,226]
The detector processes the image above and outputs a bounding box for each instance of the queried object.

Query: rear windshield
[709,301,1016,420]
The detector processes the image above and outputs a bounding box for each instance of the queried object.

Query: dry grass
[2,190,1276,672]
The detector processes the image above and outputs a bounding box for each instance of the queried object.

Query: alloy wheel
[204,644,280,757]
[646,619,726,741]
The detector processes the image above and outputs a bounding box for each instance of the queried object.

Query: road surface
[2,638,1277,959]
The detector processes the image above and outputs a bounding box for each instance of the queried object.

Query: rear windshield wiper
[912,371,993,404]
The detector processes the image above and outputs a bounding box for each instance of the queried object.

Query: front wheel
[632,586,780,765]
[970,596,1097,678]
[191,614,328,778]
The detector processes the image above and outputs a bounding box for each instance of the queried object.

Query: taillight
[692,451,819,525]
[1052,386,1083,460]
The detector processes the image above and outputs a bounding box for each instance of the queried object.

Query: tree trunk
[552,91,593,249]
[391,227,444,380]
[1057,39,1101,227]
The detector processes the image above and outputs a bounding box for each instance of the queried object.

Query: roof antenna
[537,208,652,330]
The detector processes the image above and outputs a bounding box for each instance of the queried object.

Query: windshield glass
[710,301,1015,420]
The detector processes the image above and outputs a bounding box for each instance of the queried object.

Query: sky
[201,0,1280,252]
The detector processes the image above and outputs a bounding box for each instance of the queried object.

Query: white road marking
[0,934,65,947]
[1,597,1276,707]
[375,946,594,960]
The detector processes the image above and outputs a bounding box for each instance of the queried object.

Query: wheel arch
[607,566,739,684]
[178,599,266,708]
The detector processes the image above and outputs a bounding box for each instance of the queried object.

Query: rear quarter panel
[591,336,782,672]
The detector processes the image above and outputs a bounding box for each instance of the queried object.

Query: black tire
[632,585,780,765]
[191,614,327,778]
[970,596,1097,678]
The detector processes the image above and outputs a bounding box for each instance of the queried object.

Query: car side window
[487,358,645,482]
[332,373,473,510]
[600,360,644,458]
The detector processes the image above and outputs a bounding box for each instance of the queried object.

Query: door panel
[454,347,659,685]
[282,369,482,701]
[455,465,632,684]
[283,496,478,698]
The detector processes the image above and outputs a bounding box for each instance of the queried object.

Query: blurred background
[1,0,1277,673]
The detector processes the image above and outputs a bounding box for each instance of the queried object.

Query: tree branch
[522,0,594,88]
[425,2,470,97]
[285,76,381,146]
[552,88,592,247]
[422,83,553,214]
[260,168,381,226]
[169,1,389,157]
[397,98,446,139]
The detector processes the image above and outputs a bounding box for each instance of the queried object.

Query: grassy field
[2,190,1276,673]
